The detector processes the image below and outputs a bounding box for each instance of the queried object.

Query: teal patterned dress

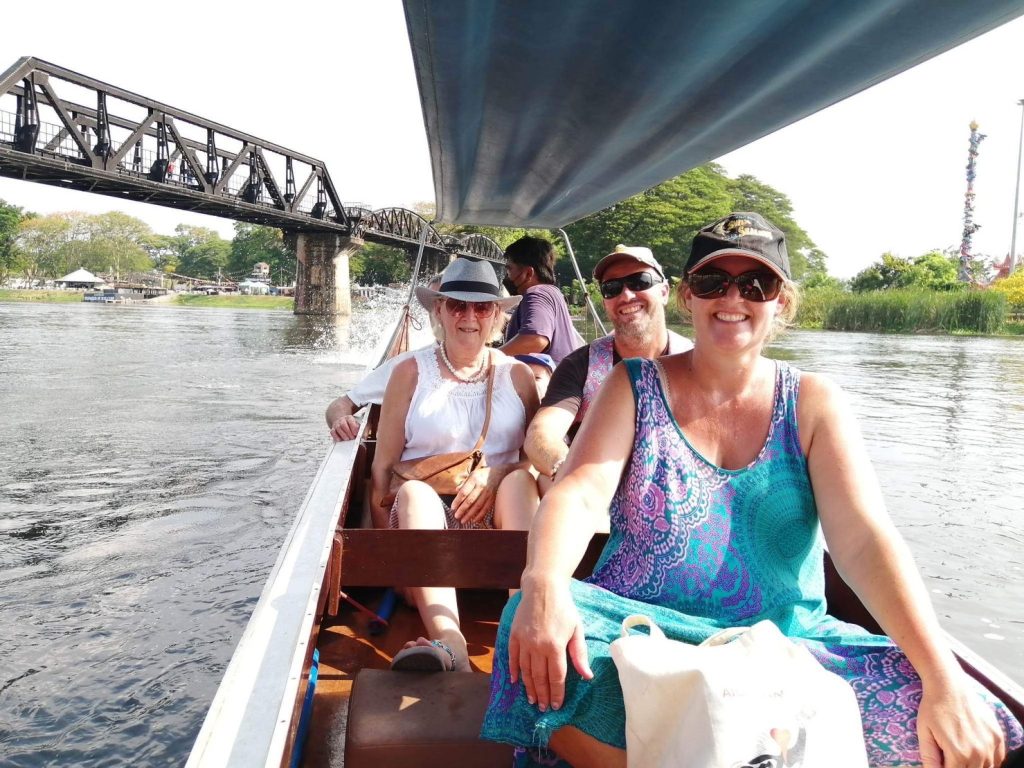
[481,358,1022,767]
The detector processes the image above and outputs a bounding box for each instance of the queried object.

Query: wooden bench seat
[336,529,603,768]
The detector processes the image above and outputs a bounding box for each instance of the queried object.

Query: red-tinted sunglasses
[443,298,497,316]
[687,268,782,302]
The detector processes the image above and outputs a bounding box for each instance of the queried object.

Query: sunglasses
[599,271,664,299]
[443,298,496,316]
[686,268,783,302]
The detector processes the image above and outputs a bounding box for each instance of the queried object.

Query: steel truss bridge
[0,57,504,265]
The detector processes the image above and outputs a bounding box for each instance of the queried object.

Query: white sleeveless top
[402,346,526,467]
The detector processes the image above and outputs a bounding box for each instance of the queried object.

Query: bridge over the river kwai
[0,57,505,315]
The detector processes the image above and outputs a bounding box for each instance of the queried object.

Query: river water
[0,302,1021,766]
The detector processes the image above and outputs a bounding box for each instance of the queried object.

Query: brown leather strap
[471,351,495,455]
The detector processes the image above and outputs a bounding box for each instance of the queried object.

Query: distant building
[251,262,271,281]
[56,268,106,289]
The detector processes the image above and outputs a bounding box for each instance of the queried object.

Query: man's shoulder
[524,283,565,303]
[559,341,593,366]
[539,344,590,409]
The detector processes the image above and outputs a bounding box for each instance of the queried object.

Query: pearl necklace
[439,344,488,383]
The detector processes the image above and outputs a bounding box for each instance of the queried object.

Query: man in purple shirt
[499,236,584,364]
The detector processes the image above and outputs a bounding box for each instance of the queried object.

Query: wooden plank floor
[301,589,508,767]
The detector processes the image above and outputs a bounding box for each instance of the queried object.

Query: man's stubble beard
[612,302,666,349]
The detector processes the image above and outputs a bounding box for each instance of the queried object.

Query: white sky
[2,2,1022,279]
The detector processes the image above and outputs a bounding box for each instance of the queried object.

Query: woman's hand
[917,677,1006,768]
[329,414,361,442]
[450,465,503,524]
[508,576,592,712]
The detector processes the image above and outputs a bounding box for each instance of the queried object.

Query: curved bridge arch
[453,233,505,263]
[361,208,447,251]
[359,208,504,264]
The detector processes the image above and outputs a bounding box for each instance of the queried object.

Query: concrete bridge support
[289,233,364,316]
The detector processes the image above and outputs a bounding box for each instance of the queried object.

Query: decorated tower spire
[959,120,986,283]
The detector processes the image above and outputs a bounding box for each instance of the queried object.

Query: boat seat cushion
[345,669,513,768]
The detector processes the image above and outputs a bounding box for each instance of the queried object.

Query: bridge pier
[290,233,364,316]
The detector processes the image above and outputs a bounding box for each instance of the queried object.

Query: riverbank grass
[0,289,84,303]
[173,294,293,310]
[800,288,1007,334]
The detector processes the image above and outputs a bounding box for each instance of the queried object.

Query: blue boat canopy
[403,0,1024,228]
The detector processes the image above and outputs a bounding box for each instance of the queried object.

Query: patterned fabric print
[578,334,614,423]
[803,640,1022,764]
[588,359,823,632]
[387,494,494,530]
[481,358,1023,764]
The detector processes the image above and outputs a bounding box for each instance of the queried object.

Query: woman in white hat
[371,257,540,672]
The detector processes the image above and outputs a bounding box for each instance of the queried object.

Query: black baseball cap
[685,212,790,280]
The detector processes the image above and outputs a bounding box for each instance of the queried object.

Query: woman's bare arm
[801,373,1005,766]
[510,364,638,711]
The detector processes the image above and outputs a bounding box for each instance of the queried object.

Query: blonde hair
[675,277,800,343]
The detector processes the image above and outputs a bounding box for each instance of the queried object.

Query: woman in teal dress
[481,213,1022,767]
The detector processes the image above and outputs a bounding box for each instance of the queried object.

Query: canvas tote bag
[610,615,869,768]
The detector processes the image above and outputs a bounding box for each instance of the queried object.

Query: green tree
[15,213,75,280]
[850,251,963,293]
[142,233,177,272]
[0,199,27,284]
[850,253,917,292]
[564,165,734,278]
[911,250,961,291]
[562,164,826,283]
[79,211,153,277]
[726,174,825,282]
[171,225,230,279]
[354,243,412,284]
[228,223,293,284]
[802,272,846,291]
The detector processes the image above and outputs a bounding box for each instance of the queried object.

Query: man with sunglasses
[524,245,691,488]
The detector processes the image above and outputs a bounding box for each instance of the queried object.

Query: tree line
[3,160,1016,305]
[0,201,293,286]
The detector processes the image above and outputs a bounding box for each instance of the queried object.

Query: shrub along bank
[798,288,1006,334]
[0,289,84,303]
